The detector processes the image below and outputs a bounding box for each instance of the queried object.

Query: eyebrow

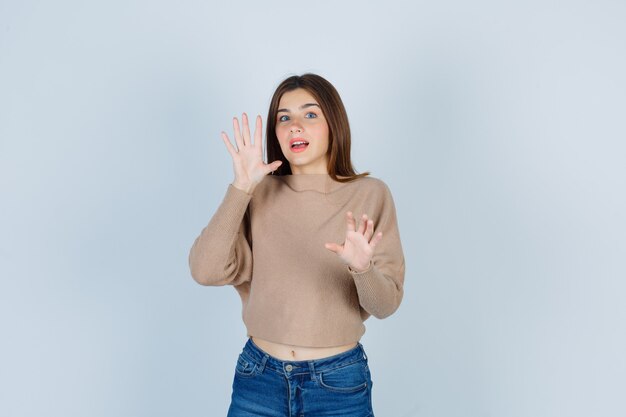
[277,103,320,113]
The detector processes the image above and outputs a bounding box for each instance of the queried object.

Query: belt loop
[308,360,317,382]
[359,343,367,360]
[257,354,268,373]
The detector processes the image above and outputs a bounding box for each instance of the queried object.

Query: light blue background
[1,1,625,416]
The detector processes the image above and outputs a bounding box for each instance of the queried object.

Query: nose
[290,120,303,134]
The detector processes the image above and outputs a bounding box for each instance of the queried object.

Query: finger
[242,112,251,146]
[369,232,383,249]
[346,211,356,232]
[324,242,342,253]
[254,115,262,147]
[357,214,368,234]
[364,219,374,241]
[233,116,244,150]
[221,131,237,157]
[267,160,282,174]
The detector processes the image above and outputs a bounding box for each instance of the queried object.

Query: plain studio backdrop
[1,1,624,416]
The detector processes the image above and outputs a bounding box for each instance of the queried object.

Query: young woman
[189,73,406,417]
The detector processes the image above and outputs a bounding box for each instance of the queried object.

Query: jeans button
[285,364,293,371]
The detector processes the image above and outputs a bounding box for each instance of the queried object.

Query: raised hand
[324,211,383,272]
[221,113,283,193]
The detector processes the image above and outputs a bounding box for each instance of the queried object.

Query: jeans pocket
[234,353,258,378]
[318,360,368,393]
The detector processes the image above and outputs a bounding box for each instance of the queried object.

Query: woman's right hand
[221,112,283,193]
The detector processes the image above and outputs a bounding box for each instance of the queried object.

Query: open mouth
[291,141,309,149]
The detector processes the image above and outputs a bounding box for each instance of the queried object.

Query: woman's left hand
[325,211,383,272]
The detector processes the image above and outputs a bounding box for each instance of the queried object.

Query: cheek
[317,124,330,144]
[275,126,286,140]
[276,129,291,150]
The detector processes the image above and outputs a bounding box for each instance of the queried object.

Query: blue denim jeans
[226,337,375,417]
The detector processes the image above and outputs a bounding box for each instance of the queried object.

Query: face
[275,88,330,175]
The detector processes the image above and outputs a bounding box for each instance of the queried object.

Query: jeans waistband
[241,337,368,374]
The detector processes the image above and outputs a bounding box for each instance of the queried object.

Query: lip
[289,137,309,153]
[289,137,309,147]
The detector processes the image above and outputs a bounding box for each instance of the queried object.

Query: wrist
[232,182,255,194]
[347,260,372,274]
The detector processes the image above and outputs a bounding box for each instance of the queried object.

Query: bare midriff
[251,336,358,361]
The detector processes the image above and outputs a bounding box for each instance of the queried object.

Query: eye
[278,115,289,122]
[305,112,317,118]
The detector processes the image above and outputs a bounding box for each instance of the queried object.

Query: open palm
[221,113,282,190]
[325,211,383,272]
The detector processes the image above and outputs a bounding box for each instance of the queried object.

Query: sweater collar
[276,174,352,193]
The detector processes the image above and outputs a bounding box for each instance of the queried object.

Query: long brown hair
[266,73,370,182]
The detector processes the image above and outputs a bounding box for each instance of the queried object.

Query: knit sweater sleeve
[188,184,254,287]
[347,182,406,319]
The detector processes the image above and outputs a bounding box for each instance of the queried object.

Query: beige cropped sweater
[188,173,406,347]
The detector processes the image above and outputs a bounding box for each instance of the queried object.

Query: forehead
[278,88,318,107]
